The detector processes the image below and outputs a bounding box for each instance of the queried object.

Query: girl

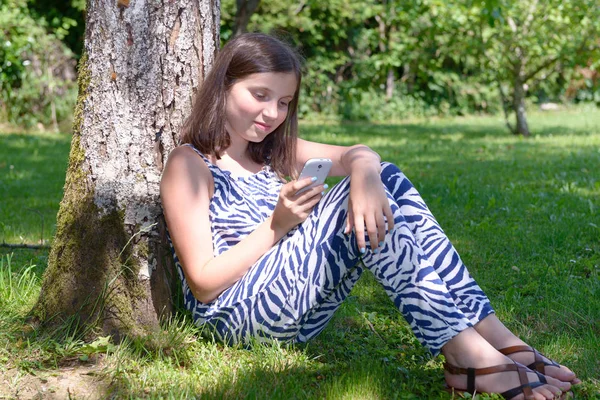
[160,33,578,399]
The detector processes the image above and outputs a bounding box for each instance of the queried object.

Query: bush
[0,0,77,130]
[339,88,433,122]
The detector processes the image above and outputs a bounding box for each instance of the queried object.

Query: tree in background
[0,0,78,130]
[448,0,600,136]
[31,0,220,340]
[27,0,86,60]
[220,0,599,128]
[232,0,260,37]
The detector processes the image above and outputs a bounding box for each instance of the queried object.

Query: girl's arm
[160,146,324,303]
[295,138,380,176]
[296,138,395,253]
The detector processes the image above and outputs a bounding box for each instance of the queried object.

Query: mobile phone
[295,158,333,195]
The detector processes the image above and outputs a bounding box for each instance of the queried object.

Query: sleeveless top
[182,144,284,256]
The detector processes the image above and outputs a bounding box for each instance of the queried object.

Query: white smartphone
[295,158,333,195]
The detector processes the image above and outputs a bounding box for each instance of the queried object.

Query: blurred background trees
[1,0,599,133]
[0,0,84,130]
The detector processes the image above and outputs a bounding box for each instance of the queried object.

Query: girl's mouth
[254,121,271,131]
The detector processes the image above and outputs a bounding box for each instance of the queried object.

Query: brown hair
[180,33,302,177]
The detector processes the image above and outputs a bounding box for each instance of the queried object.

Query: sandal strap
[444,361,521,376]
[499,345,561,375]
[501,379,545,399]
[499,345,535,356]
[502,370,547,399]
[444,361,542,399]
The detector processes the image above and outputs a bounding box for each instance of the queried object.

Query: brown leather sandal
[444,360,548,399]
[499,345,562,375]
[499,345,580,387]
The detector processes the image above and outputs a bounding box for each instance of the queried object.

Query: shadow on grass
[0,133,72,244]
[106,306,446,399]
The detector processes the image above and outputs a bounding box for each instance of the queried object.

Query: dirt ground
[0,359,108,400]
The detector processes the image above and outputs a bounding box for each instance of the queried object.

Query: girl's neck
[222,128,249,162]
[215,135,264,176]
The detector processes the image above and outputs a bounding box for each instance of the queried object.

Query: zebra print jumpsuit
[170,145,494,355]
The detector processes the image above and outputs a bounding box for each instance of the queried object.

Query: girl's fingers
[345,206,354,234]
[353,213,366,254]
[365,213,379,252]
[294,182,326,202]
[288,176,317,196]
[383,204,394,233]
[302,190,324,210]
[375,211,386,249]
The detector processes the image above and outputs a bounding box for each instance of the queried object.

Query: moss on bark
[31,52,153,340]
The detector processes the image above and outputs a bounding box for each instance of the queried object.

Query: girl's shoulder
[162,145,213,186]
[173,143,210,162]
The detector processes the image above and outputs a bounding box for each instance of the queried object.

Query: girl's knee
[380,162,403,182]
[379,162,412,194]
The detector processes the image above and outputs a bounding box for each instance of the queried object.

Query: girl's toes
[533,389,547,400]
[553,365,577,382]
[545,386,563,399]
[544,375,571,392]
[536,389,553,400]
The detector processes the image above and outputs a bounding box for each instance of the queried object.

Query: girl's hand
[345,168,394,254]
[271,177,325,233]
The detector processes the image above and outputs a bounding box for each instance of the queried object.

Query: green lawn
[1,109,599,398]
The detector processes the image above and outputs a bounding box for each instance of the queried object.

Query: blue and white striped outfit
[170,145,494,355]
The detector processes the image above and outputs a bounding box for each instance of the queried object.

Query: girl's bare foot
[474,315,580,384]
[442,328,569,399]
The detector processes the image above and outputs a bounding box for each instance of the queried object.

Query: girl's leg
[377,162,494,326]
[188,178,366,344]
[176,173,569,396]
[377,163,578,383]
[197,177,474,355]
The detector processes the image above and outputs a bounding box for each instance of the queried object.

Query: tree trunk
[31,0,220,341]
[385,68,394,99]
[512,76,530,136]
[233,0,260,37]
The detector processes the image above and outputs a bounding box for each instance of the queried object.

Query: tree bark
[233,0,260,37]
[386,68,394,99]
[513,76,530,136]
[497,78,516,134]
[31,0,220,340]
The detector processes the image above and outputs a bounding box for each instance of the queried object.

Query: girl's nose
[262,100,278,120]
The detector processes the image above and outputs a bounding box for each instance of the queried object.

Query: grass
[0,132,71,246]
[1,108,599,398]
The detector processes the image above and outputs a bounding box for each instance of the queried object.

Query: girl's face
[224,72,297,145]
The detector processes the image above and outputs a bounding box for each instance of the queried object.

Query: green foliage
[221,0,600,123]
[0,0,78,129]
[0,254,39,311]
[27,0,86,59]
[451,0,600,96]
[339,87,435,122]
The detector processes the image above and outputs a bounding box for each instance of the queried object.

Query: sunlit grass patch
[1,109,599,397]
[0,132,71,245]
[0,254,40,313]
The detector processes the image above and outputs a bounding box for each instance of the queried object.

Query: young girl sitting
[160,33,578,399]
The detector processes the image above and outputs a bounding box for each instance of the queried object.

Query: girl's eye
[253,92,266,100]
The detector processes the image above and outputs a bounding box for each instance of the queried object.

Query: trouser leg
[198,167,488,355]
[284,176,474,355]
[377,162,494,325]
